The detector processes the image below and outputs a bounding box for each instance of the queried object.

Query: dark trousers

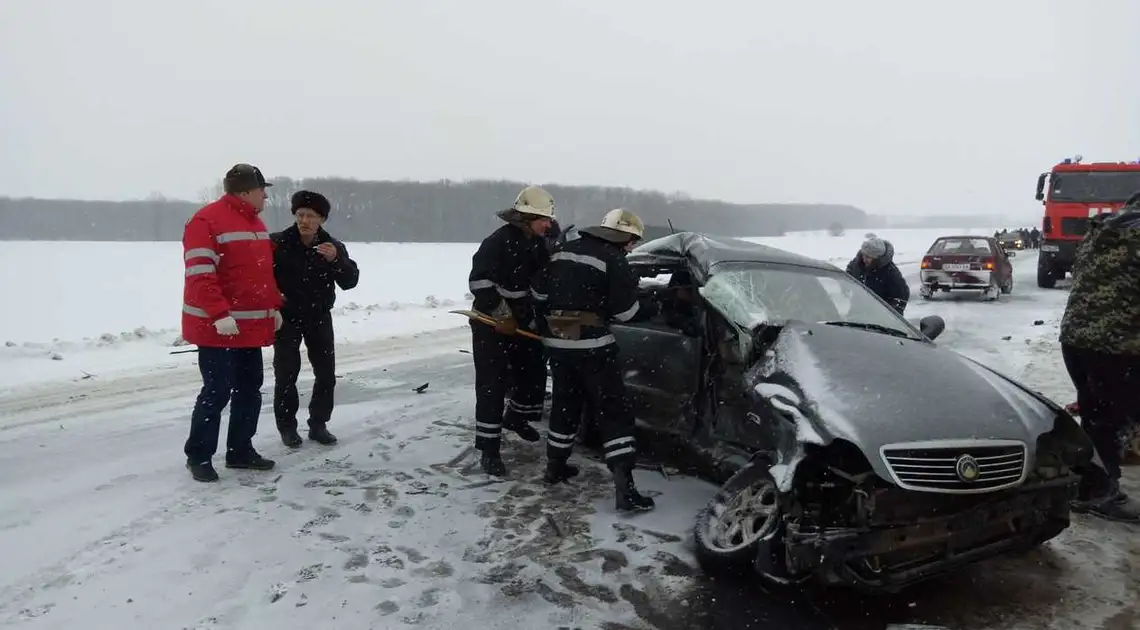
[547,352,637,468]
[273,314,336,431]
[471,323,546,453]
[184,347,265,463]
[1061,344,1140,490]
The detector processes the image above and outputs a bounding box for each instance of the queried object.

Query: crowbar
[448,309,543,341]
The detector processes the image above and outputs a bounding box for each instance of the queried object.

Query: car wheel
[693,463,783,576]
[1001,277,1013,295]
[919,285,934,300]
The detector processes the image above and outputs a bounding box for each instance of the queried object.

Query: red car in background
[919,235,1014,301]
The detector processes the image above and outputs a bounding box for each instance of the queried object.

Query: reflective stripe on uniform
[468,278,528,299]
[543,334,616,349]
[232,310,273,319]
[184,247,219,263]
[551,251,607,273]
[182,304,274,319]
[475,421,501,440]
[613,301,640,322]
[183,304,209,318]
[506,399,543,416]
[216,231,270,244]
[497,286,527,299]
[547,429,576,450]
[604,436,636,460]
[531,289,547,301]
[185,264,216,277]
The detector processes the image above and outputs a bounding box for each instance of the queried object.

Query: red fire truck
[1035,156,1140,288]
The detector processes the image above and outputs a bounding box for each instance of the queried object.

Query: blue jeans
[184,347,265,463]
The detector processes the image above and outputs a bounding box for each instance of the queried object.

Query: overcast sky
[1,0,1137,217]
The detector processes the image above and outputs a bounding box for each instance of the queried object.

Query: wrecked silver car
[610,233,1094,592]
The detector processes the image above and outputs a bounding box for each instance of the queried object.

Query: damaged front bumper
[919,269,992,291]
[760,477,1077,592]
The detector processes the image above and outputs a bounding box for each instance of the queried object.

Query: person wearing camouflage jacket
[1058,191,1140,523]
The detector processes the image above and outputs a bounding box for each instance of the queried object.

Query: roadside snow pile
[2,326,183,357]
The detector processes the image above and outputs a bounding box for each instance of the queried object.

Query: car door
[610,263,704,437]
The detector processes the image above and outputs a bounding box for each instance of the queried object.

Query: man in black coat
[846,236,909,314]
[271,190,360,447]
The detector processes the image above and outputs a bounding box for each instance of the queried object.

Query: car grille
[880,440,1028,494]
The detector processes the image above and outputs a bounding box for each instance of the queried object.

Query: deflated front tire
[693,463,783,577]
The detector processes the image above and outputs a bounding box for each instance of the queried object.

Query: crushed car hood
[749,321,1058,485]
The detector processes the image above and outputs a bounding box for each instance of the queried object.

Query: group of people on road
[179,167,1137,525]
[994,227,1042,249]
[1058,191,1140,523]
[467,186,659,512]
[181,164,359,483]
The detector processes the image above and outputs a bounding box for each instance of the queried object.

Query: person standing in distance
[182,163,284,482]
[467,185,553,476]
[271,190,360,447]
[532,208,660,512]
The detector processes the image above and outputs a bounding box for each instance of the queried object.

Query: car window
[928,238,992,255]
[699,264,921,339]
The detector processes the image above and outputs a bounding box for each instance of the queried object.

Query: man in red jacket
[182,163,284,482]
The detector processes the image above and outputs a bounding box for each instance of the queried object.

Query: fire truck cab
[1035,156,1140,288]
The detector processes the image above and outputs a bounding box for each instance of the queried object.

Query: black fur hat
[290,190,331,218]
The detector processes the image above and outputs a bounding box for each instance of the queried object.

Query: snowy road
[1,250,1137,630]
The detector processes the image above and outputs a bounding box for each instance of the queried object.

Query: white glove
[271,309,283,332]
[214,316,239,336]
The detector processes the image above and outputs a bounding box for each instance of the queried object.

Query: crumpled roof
[627,231,837,275]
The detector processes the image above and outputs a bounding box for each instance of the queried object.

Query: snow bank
[0,241,479,346]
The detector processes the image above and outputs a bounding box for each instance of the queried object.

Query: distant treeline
[0,178,869,242]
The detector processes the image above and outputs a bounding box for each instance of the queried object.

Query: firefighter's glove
[214,316,240,336]
[271,309,283,332]
[494,317,519,336]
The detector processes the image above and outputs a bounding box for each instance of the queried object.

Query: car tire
[693,462,784,577]
[1001,277,1013,295]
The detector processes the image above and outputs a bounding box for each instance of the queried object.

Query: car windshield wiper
[821,320,913,339]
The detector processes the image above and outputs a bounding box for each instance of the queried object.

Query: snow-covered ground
[1,228,1136,630]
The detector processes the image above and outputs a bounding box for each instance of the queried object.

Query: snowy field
[1,228,1137,630]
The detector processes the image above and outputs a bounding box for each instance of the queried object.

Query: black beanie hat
[291,190,331,218]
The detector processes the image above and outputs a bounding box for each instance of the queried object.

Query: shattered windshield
[699,263,921,339]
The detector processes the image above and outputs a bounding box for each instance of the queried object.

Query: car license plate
[942,264,970,271]
[1041,244,1059,252]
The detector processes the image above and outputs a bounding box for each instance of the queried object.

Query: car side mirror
[918,315,946,341]
[1006,250,1016,258]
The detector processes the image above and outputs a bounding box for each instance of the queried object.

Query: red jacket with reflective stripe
[181,195,283,348]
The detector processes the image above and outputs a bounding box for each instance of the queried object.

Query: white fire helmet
[598,208,645,239]
[512,185,556,219]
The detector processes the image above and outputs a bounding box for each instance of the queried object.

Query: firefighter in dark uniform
[532,208,659,512]
[467,186,553,475]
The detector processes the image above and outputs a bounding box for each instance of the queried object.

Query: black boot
[225,451,276,471]
[186,460,219,482]
[280,429,303,448]
[308,423,338,445]
[1075,482,1140,523]
[612,462,655,512]
[504,420,541,443]
[481,450,507,477]
[544,459,580,484]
